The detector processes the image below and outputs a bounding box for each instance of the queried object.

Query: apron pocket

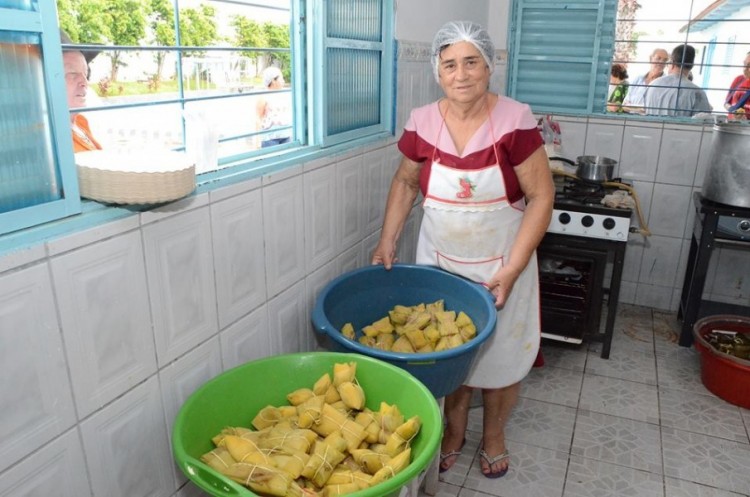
[435,252,504,284]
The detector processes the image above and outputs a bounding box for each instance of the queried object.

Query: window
[508,0,750,118]
[0,0,395,235]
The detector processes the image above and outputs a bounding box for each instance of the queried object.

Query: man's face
[63,51,89,111]
[650,50,669,72]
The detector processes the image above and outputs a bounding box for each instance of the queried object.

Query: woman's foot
[479,437,509,478]
[438,433,466,472]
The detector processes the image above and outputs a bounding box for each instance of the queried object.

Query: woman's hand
[486,264,522,308]
[371,240,398,270]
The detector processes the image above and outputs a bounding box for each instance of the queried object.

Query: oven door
[537,236,608,344]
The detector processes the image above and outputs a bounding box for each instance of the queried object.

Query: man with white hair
[622,47,669,112]
[644,44,712,117]
[60,29,102,152]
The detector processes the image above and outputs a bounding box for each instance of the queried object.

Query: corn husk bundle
[200,362,421,497]
[341,300,477,353]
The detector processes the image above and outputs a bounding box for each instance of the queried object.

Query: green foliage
[179,4,219,56]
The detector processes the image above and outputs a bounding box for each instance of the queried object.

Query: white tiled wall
[0,137,410,496]
[2,38,748,497]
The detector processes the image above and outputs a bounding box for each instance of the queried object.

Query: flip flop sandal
[479,449,510,479]
[438,437,466,473]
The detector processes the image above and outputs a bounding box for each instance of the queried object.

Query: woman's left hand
[486,265,522,309]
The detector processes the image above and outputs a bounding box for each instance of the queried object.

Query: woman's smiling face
[437,41,490,104]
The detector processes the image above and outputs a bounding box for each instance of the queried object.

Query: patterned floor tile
[438,430,481,487]
[563,455,664,497]
[571,409,663,473]
[742,408,750,438]
[585,347,657,385]
[520,366,583,408]
[506,397,576,453]
[664,477,749,497]
[578,374,660,423]
[652,310,681,353]
[417,480,464,497]
[462,442,567,497]
[655,350,709,394]
[659,387,749,443]
[662,427,750,495]
[539,342,588,372]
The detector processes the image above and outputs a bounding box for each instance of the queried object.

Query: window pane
[327,0,382,42]
[326,47,380,134]
[0,32,60,213]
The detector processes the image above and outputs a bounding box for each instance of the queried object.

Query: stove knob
[603,218,616,230]
[739,220,750,232]
[581,215,594,228]
[558,212,571,224]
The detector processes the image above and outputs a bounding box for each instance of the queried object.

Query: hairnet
[431,21,495,83]
[263,66,283,87]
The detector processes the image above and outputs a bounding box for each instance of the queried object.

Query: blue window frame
[0,0,82,234]
[0,0,395,237]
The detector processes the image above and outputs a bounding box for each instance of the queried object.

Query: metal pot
[548,155,617,182]
[702,123,750,208]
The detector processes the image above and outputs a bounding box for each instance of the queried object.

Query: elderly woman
[371,21,553,478]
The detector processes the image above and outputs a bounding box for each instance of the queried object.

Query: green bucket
[172,352,443,497]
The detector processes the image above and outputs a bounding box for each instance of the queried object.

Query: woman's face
[437,41,490,104]
[63,51,89,112]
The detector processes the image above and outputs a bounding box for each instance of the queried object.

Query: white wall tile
[0,264,76,473]
[80,376,173,497]
[630,181,654,235]
[638,235,684,288]
[682,188,701,239]
[143,208,218,366]
[583,123,624,163]
[362,148,391,235]
[51,231,156,418]
[655,128,701,186]
[619,125,661,182]
[140,193,209,225]
[266,280,308,354]
[0,244,46,274]
[46,216,139,256]
[337,156,364,252]
[159,337,222,487]
[211,189,267,329]
[694,128,714,187]
[208,176,261,203]
[0,429,90,497]
[219,305,271,370]
[634,283,673,310]
[647,184,692,238]
[262,175,305,298]
[305,259,339,352]
[618,280,637,305]
[303,164,337,273]
[338,244,363,277]
[622,238,645,284]
[555,119,587,160]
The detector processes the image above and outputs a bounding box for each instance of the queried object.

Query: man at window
[643,44,712,117]
[622,48,669,113]
[61,30,102,152]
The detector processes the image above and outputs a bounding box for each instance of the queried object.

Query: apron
[415,112,540,389]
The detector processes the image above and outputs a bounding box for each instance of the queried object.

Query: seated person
[643,44,712,117]
[724,51,750,119]
[607,63,628,113]
[256,66,292,148]
[60,30,102,152]
[622,48,669,112]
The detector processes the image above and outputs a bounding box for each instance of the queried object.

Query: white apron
[415,118,540,389]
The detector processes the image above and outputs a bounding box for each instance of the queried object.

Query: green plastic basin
[172,351,442,497]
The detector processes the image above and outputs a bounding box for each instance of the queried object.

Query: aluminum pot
[548,155,617,182]
[702,123,750,208]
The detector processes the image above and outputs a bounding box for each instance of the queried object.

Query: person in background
[607,63,629,113]
[724,51,750,120]
[61,30,102,152]
[622,48,669,112]
[256,66,292,148]
[371,21,553,479]
[643,44,712,117]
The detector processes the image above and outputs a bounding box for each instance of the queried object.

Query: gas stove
[547,177,633,242]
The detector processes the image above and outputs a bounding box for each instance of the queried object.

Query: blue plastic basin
[312,264,497,398]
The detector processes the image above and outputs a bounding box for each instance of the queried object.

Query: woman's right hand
[371,240,398,270]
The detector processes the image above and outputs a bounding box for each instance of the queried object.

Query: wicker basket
[75,149,195,205]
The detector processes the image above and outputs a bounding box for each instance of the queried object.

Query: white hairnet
[431,21,495,83]
[263,66,283,87]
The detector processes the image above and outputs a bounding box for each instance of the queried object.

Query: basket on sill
[75,149,195,205]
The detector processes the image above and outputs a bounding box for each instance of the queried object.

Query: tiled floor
[428,304,750,497]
